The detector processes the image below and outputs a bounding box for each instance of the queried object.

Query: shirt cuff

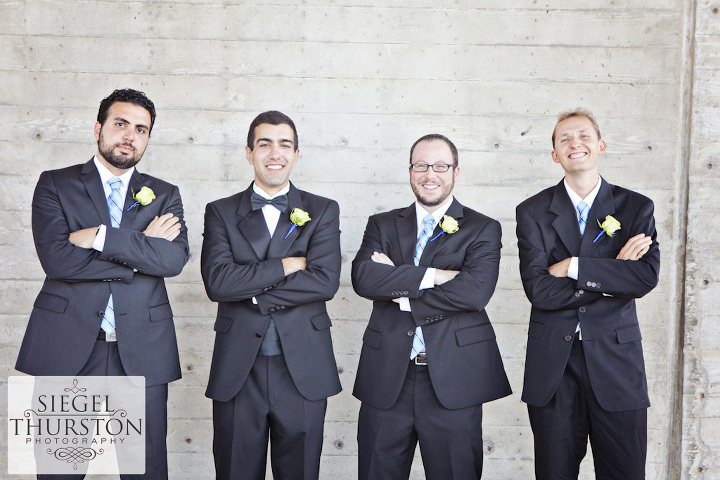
[568,257,579,280]
[397,297,411,312]
[252,296,258,305]
[420,268,436,290]
[92,224,107,251]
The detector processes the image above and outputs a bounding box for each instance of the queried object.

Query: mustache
[116,142,136,151]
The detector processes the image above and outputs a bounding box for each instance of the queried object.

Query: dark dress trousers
[201,182,342,480]
[516,179,660,479]
[352,199,512,479]
[17,159,189,479]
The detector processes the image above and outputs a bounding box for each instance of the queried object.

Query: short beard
[411,182,453,209]
[97,132,143,171]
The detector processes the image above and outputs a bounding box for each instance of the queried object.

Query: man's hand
[68,226,101,249]
[282,256,307,276]
[616,233,652,260]
[434,269,460,285]
[371,251,395,266]
[549,257,571,278]
[143,213,181,241]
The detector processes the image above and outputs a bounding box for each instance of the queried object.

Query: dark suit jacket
[351,199,512,410]
[516,178,660,412]
[16,159,189,387]
[201,182,342,403]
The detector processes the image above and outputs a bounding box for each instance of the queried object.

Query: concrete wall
[0,0,713,478]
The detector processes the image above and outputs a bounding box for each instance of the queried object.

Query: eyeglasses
[410,163,456,173]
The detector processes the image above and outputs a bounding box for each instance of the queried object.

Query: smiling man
[16,88,189,479]
[201,111,342,480]
[351,134,511,479]
[516,108,660,479]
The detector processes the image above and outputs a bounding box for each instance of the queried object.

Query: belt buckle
[106,330,117,342]
[414,352,427,365]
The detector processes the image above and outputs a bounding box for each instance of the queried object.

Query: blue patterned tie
[101,177,123,337]
[411,214,435,359]
[577,201,589,236]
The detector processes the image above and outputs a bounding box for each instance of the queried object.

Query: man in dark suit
[516,108,660,479]
[16,88,190,479]
[201,111,342,480]
[351,134,512,480]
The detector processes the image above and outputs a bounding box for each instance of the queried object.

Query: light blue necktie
[411,215,435,359]
[100,177,123,337]
[577,201,589,237]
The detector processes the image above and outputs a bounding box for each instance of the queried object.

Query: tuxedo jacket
[201,182,342,403]
[16,159,189,387]
[516,179,660,412]
[351,199,512,410]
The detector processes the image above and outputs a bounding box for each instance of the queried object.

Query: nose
[123,128,136,142]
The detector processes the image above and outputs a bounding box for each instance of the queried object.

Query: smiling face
[246,123,299,195]
[409,139,459,212]
[551,115,605,177]
[94,102,151,175]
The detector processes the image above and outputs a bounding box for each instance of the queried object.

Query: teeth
[267,165,283,170]
[569,152,586,159]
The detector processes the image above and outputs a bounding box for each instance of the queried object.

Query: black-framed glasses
[410,163,456,173]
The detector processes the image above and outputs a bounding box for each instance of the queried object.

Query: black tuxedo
[516,178,660,479]
[352,199,511,479]
[201,182,341,479]
[17,158,189,478]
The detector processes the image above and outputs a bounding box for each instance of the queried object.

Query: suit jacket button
[596,283,601,288]
[269,307,275,313]
[575,292,581,297]
[98,311,105,317]
[564,335,573,342]
[255,332,263,338]
[578,290,584,294]
[579,307,586,313]
[407,330,414,336]
[586,281,592,287]
[279,305,285,309]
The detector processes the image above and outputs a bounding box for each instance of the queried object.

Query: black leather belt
[413,352,427,365]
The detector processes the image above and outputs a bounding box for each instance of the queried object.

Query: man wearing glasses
[351,134,511,479]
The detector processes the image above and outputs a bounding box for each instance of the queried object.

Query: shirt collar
[93,155,135,189]
[415,195,454,230]
[564,176,602,211]
[253,182,290,200]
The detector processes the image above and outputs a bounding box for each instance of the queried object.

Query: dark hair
[97,89,156,134]
[551,108,602,147]
[409,134,459,166]
[247,111,299,151]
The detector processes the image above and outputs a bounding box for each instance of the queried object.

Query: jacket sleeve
[100,184,190,278]
[351,215,426,301]
[201,201,287,303]
[407,219,502,326]
[577,198,660,297]
[32,170,134,283]
[516,203,604,311]
[254,200,342,314]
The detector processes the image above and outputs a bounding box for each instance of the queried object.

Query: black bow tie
[251,192,288,213]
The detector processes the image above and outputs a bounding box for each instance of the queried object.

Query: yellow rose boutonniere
[430,215,459,241]
[126,186,156,211]
[593,215,621,243]
[285,208,311,239]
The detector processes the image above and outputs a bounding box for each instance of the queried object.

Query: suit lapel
[579,178,615,257]
[80,159,112,226]
[236,184,271,260]
[396,204,417,265]
[121,170,146,229]
[268,183,303,259]
[418,199,464,266]
[550,181,582,256]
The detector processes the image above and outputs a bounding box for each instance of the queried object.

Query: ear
[453,165,460,182]
[245,146,253,165]
[598,140,607,154]
[93,121,102,141]
[551,150,560,164]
